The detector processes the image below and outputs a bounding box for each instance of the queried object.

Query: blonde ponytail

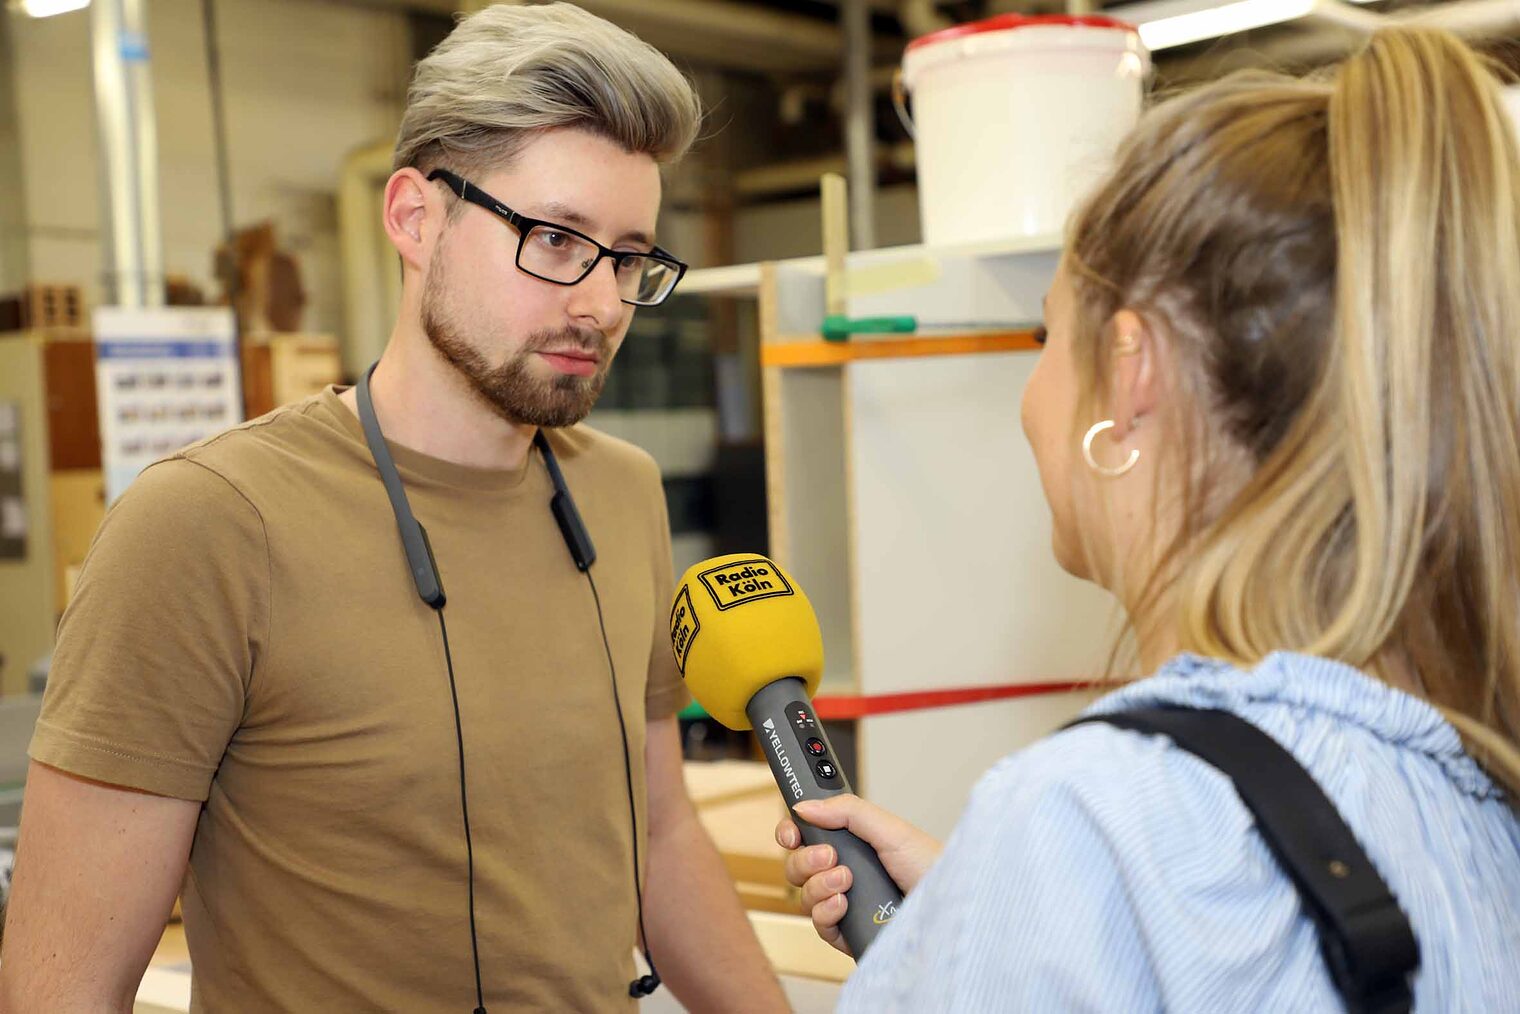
[1323,30,1520,788]
[1066,28,1520,796]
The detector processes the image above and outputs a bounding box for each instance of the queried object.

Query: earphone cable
[438,609,489,1014]
[586,569,662,996]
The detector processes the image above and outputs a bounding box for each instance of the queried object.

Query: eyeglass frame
[425,168,688,307]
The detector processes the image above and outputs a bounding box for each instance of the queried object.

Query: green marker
[820,314,1028,342]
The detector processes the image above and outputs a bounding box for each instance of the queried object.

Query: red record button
[806,738,826,756]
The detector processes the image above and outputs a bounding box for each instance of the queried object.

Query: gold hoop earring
[1082,420,1139,478]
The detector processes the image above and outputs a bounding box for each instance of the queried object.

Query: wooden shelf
[679,232,1063,300]
[761,330,1041,368]
[677,262,763,297]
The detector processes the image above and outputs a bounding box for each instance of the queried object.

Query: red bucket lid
[905,13,1138,53]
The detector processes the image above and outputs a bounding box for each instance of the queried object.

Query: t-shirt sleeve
[640,456,689,721]
[29,456,269,801]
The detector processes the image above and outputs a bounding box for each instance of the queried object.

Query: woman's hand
[774,795,943,955]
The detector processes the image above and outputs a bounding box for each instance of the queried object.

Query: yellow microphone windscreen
[669,554,824,731]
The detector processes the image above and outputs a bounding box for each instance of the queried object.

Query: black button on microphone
[806,738,826,757]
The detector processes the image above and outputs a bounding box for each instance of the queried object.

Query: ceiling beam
[568,0,847,73]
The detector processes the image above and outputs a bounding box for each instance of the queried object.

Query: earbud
[629,974,660,998]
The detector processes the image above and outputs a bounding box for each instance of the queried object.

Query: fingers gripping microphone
[670,555,903,957]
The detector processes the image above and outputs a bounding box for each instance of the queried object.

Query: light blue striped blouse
[838,652,1520,1012]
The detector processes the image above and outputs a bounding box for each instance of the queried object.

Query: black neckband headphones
[356,362,661,1011]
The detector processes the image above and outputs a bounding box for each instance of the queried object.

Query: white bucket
[900,15,1149,247]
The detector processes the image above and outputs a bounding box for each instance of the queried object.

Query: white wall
[733,184,921,264]
[11,0,410,335]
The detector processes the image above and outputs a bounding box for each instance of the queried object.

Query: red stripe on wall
[811,680,1125,721]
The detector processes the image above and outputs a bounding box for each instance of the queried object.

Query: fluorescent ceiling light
[1134,0,1377,51]
[1140,0,1314,49]
[18,0,90,15]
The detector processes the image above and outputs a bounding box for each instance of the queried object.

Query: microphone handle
[746,677,904,958]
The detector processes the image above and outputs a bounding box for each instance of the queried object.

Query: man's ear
[382,168,436,273]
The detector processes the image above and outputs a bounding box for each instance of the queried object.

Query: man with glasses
[1,5,787,1012]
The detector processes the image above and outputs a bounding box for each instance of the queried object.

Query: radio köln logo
[697,558,795,611]
[669,586,700,674]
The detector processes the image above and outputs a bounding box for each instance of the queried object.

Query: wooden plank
[841,361,863,787]
[41,336,100,470]
[679,230,1062,299]
[679,261,761,298]
[697,793,788,859]
[240,343,276,419]
[49,469,105,614]
[723,852,791,893]
[761,330,1042,368]
[758,263,790,564]
[268,334,343,408]
[149,920,190,967]
[820,173,849,317]
[684,759,778,810]
[696,789,804,917]
[748,911,856,983]
[736,882,802,917]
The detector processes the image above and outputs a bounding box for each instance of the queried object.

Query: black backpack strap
[1066,707,1420,1014]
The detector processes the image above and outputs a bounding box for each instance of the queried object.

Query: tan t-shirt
[30,387,689,1011]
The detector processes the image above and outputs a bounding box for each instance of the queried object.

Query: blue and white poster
[94,306,242,503]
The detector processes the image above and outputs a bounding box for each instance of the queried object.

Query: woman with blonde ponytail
[779,28,1520,1010]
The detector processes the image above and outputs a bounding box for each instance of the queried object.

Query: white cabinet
[743,237,1121,838]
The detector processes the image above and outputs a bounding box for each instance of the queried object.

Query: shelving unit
[680,231,1067,299]
[760,330,1040,368]
[751,235,1122,838]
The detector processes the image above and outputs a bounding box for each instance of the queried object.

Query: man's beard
[420,258,612,429]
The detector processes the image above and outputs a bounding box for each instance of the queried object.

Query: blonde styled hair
[393,2,701,176]
[1067,28,1520,795]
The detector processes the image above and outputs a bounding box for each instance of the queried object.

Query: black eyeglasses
[427,169,688,307]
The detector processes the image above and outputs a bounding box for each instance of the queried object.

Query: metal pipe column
[842,0,876,251]
[92,0,164,307]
